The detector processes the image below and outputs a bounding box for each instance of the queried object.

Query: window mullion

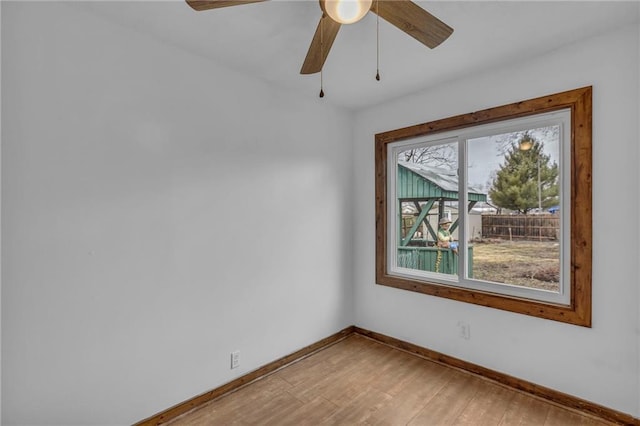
[458,137,468,282]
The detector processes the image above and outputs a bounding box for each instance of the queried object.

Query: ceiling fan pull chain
[375,0,381,81]
[319,15,325,98]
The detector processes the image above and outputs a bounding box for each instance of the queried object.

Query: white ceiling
[70,1,639,110]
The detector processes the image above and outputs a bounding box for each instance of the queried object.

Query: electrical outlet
[231,350,240,369]
[457,321,471,340]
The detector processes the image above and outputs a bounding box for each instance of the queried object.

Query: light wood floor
[168,334,614,425]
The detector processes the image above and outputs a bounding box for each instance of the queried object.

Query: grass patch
[472,240,560,292]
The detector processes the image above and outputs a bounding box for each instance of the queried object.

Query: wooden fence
[481,215,560,241]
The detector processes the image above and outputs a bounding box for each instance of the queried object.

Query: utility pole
[537,156,541,211]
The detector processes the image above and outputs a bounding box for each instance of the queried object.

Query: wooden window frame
[375,87,592,326]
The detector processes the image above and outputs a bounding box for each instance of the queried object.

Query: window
[375,87,592,326]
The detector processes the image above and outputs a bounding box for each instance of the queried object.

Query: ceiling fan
[186,0,453,76]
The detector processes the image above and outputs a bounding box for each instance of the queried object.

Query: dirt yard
[472,240,560,292]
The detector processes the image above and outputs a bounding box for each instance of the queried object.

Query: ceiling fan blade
[186,0,267,11]
[300,15,341,75]
[372,0,453,49]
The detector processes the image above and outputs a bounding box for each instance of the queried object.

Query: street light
[519,135,542,211]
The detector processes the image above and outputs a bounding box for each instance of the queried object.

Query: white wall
[353,22,640,416]
[1,3,354,425]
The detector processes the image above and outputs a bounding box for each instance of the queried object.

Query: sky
[467,126,561,193]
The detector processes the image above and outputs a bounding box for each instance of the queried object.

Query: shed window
[375,87,592,326]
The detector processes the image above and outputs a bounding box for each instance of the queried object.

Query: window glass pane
[396,142,460,277]
[467,126,561,292]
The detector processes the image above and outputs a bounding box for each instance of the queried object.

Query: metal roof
[398,160,486,199]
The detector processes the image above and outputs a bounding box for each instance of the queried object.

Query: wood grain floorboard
[408,372,483,425]
[267,396,339,426]
[455,381,516,425]
[167,334,617,425]
[366,363,456,425]
[544,405,613,425]
[324,386,394,424]
[498,392,552,425]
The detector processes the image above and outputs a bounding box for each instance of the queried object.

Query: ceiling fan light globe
[519,138,534,151]
[323,0,372,24]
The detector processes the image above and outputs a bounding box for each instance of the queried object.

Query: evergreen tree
[488,135,559,214]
